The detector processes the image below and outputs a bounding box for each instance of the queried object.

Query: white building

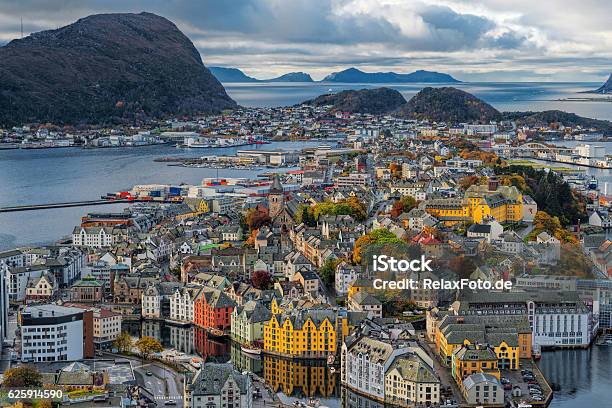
[335,262,359,295]
[170,287,198,323]
[20,305,85,362]
[8,264,48,302]
[461,373,504,406]
[72,227,117,248]
[141,285,161,319]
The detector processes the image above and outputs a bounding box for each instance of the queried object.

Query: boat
[240,345,262,356]
[207,328,227,339]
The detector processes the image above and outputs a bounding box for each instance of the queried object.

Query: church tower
[268,174,284,220]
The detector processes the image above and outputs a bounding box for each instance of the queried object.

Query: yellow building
[451,344,500,387]
[424,177,523,225]
[264,309,340,358]
[175,197,209,220]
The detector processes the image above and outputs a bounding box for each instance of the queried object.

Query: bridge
[0,199,130,213]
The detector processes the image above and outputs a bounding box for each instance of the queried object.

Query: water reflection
[263,354,339,399]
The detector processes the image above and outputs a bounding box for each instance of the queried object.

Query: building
[170,286,199,323]
[20,304,93,362]
[72,226,121,248]
[25,273,57,303]
[461,373,504,407]
[384,353,441,407]
[231,300,272,345]
[264,309,342,358]
[193,288,235,331]
[70,275,104,303]
[142,284,161,319]
[184,363,252,408]
[451,344,500,387]
[335,262,359,295]
[348,291,383,319]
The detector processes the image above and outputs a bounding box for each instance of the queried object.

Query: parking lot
[501,359,552,406]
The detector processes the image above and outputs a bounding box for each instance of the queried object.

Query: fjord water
[224,81,612,121]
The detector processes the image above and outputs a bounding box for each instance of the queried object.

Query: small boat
[241,345,262,356]
[207,328,227,339]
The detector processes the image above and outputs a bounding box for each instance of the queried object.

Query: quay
[0,199,130,213]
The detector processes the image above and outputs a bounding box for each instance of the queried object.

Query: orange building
[193,288,235,331]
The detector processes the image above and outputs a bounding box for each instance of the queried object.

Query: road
[103,352,185,407]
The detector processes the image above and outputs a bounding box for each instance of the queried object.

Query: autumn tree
[245,206,271,231]
[2,366,42,388]
[113,331,133,353]
[135,336,163,360]
[251,270,272,289]
[390,200,404,218]
[353,229,403,264]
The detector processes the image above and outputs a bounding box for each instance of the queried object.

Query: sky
[0,0,610,82]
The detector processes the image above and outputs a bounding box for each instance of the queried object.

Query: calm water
[0,141,320,250]
[538,347,612,407]
[224,81,612,121]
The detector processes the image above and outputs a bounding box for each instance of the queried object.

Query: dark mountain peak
[210,67,259,82]
[0,12,236,125]
[590,73,612,94]
[268,72,314,82]
[302,87,407,114]
[396,87,501,123]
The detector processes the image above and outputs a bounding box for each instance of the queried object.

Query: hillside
[209,67,258,82]
[323,68,459,83]
[302,88,407,114]
[502,110,612,134]
[0,12,236,126]
[395,87,501,123]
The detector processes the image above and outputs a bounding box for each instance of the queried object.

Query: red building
[193,288,235,331]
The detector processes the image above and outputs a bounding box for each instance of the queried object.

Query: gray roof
[189,363,249,395]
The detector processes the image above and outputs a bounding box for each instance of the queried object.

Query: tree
[353,229,403,264]
[400,196,417,212]
[320,258,341,288]
[251,270,272,289]
[135,336,163,360]
[245,205,271,231]
[114,331,134,353]
[2,366,42,388]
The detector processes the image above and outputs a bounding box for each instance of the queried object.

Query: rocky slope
[267,72,313,82]
[0,12,236,125]
[503,110,612,134]
[302,88,407,114]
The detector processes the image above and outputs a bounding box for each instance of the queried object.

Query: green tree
[113,331,134,353]
[2,366,42,388]
[320,258,341,287]
[135,336,163,360]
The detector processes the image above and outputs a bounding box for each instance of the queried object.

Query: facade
[142,284,161,319]
[170,286,198,323]
[231,300,272,345]
[70,275,104,303]
[193,288,235,330]
[72,226,120,248]
[25,273,57,303]
[264,309,341,358]
[20,305,91,362]
[384,354,441,407]
[461,373,504,407]
[334,261,359,295]
[184,363,252,408]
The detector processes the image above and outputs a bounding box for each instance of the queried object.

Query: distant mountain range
[588,73,612,94]
[209,67,313,82]
[0,12,236,126]
[210,66,459,83]
[322,67,460,83]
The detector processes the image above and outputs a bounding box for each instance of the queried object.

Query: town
[1,102,611,408]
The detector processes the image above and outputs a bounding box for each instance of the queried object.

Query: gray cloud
[0,0,610,81]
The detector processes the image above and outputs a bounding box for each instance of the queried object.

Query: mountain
[589,73,612,94]
[323,67,460,83]
[395,87,501,123]
[301,87,407,114]
[209,67,258,82]
[0,12,236,126]
[267,72,313,82]
[502,111,612,134]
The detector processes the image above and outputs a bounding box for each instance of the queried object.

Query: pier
[0,199,130,213]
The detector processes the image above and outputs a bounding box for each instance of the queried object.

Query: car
[146,371,153,376]
[532,395,544,401]
[527,380,539,385]
[504,383,513,390]
[164,401,176,405]
[500,377,510,384]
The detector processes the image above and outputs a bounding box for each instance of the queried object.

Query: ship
[240,345,262,356]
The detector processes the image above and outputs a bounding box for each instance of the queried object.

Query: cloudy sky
[0,0,610,82]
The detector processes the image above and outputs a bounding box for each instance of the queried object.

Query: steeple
[269,174,284,194]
